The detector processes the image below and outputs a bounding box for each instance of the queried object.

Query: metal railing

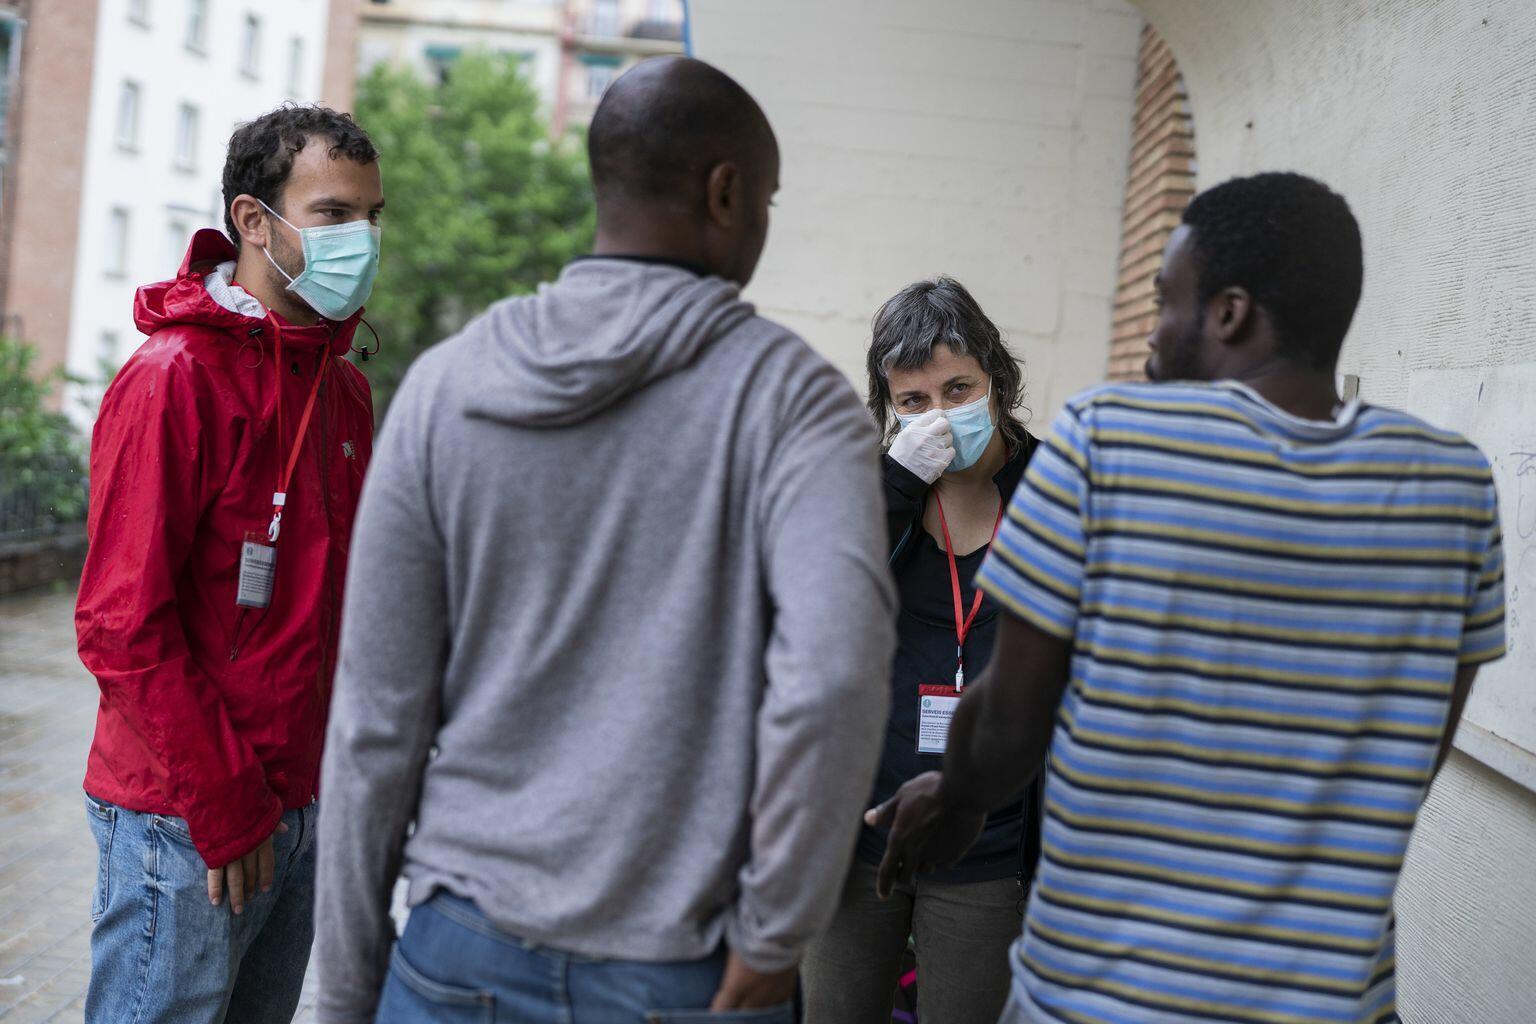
[0,453,88,543]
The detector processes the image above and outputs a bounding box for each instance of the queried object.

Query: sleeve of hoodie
[314,358,448,1024]
[728,353,898,973]
[75,348,284,868]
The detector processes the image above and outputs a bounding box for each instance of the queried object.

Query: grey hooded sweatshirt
[314,258,896,1022]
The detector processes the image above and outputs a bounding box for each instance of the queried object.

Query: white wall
[1132,1,1536,1019]
[67,0,334,420]
[690,0,1143,423]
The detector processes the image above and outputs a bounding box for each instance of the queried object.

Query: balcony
[572,12,684,55]
[628,18,683,42]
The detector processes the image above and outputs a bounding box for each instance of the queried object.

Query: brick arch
[1106,25,1195,381]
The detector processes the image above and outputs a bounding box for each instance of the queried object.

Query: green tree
[0,338,87,535]
[355,51,596,415]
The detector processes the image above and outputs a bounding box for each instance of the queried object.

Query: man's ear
[1210,285,1254,346]
[704,162,739,230]
[230,194,271,250]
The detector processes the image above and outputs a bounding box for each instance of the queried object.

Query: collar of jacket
[133,227,362,359]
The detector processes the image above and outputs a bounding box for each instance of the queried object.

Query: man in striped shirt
[871,172,1505,1024]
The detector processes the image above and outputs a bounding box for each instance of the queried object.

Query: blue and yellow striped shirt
[975,381,1505,1024]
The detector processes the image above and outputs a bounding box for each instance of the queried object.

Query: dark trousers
[801,859,1021,1024]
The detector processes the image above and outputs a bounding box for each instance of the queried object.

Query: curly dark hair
[865,277,1029,451]
[222,104,379,251]
[1181,172,1363,370]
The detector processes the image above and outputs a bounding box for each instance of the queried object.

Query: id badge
[236,531,277,609]
[917,683,961,755]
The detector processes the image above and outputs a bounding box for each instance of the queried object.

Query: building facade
[0,0,357,415]
[356,0,685,135]
[695,1,1536,1019]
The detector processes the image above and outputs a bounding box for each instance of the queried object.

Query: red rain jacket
[77,229,374,867]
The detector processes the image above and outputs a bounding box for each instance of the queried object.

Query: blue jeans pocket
[150,813,197,847]
[644,1003,795,1024]
[84,795,116,922]
[377,945,495,1023]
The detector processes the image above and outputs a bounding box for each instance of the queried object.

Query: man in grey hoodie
[314,56,896,1023]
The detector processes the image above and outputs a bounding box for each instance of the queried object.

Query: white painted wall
[67,0,334,421]
[690,0,1143,424]
[1131,2,1536,1019]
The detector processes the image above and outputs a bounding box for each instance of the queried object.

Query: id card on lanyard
[915,492,1003,755]
[237,322,329,609]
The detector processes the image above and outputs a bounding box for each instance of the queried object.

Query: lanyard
[266,322,329,544]
[933,491,1004,691]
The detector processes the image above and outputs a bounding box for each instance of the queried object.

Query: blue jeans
[377,891,796,1024]
[84,793,317,1024]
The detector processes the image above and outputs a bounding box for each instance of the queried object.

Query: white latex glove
[889,409,955,485]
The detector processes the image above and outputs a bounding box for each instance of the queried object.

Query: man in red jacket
[75,105,383,1024]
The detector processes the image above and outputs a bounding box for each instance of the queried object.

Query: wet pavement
[0,589,321,1023]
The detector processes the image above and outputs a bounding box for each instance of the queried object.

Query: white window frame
[105,207,131,278]
[127,0,151,28]
[585,61,618,100]
[588,0,621,38]
[240,13,261,79]
[98,330,120,372]
[174,102,199,171]
[186,0,208,53]
[115,80,141,151]
[165,217,190,270]
[286,36,305,97]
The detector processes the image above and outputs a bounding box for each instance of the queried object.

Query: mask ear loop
[353,317,381,363]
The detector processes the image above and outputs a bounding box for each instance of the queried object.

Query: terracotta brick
[0,1,99,386]
[1106,25,1194,382]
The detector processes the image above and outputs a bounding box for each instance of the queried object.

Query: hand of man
[207,820,288,915]
[866,770,985,899]
[708,950,798,1011]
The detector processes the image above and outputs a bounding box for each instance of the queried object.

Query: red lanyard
[266,322,329,544]
[933,492,1004,691]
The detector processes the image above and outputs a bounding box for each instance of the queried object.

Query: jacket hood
[460,258,756,428]
[134,228,360,356]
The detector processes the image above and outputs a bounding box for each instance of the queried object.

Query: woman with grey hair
[801,277,1041,1023]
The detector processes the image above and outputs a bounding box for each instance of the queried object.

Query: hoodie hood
[461,258,756,428]
[134,227,360,356]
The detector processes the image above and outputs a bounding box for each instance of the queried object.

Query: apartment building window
[128,0,150,27]
[423,44,463,85]
[116,81,141,151]
[287,37,305,96]
[588,0,621,38]
[584,57,620,100]
[98,330,120,373]
[240,13,261,79]
[174,103,199,171]
[165,218,190,269]
[105,207,131,278]
[186,0,208,52]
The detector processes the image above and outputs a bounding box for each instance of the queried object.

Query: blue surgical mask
[259,200,380,321]
[895,384,997,473]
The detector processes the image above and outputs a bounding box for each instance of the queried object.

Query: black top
[856,443,1043,885]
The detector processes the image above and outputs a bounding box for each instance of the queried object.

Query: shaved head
[589,56,776,205]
